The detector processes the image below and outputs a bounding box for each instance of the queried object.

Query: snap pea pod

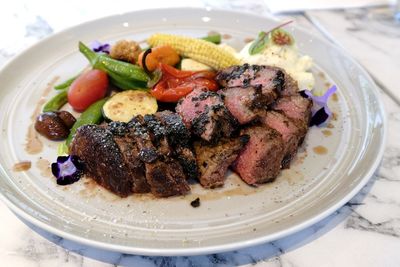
[42,89,68,112]
[65,97,108,146]
[54,74,78,90]
[79,42,149,90]
[201,34,221,44]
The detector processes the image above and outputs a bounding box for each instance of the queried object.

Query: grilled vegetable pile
[36,32,241,156]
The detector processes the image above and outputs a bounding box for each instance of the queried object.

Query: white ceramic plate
[0,8,386,256]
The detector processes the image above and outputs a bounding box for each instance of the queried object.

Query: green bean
[79,42,149,90]
[42,89,68,112]
[65,97,108,146]
[107,71,147,90]
[201,34,221,44]
[54,75,78,90]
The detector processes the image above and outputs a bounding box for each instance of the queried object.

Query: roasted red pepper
[151,63,218,102]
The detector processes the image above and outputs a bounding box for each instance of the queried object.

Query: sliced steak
[108,121,150,193]
[155,111,198,180]
[272,94,312,144]
[261,111,302,168]
[176,88,238,142]
[216,64,284,95]
[221,85,274,125]
[70,125,134,197]
[194,135,249,188]
[232,125,285,185]
[280,73,299,96]
[127,117,159,164]
[144,158,190,197]
[128,116,190,197]
[220,87,258,125]
[143,114,171,156]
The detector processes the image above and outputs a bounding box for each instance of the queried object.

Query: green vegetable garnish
[249,31,270,55]
[271,29,294,46]
[57,143,69,156]
[201,34,221,44]
[65,97,108,147]
[248,20,293,55]
[42,89,68,112]
[79,42,150,90]
[54,74,79,90]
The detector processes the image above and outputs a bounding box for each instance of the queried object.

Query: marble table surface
[1,0,400,266]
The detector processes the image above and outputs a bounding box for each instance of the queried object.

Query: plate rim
[0,7,387,256]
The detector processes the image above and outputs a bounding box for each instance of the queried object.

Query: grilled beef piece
[216,64,300,125]
[232,125,285,185]
[176,88,238,142]
[155,111,198,180]
[220,86,272,125]
[70,125,135,197]
[194,135,249,188]
[108,121,150,193]
[280,73,299,96]
[261,111,302,168]
[129,116,190,197]
[143,114,171,156]
[216,64,284,96]
[272,94,312,144]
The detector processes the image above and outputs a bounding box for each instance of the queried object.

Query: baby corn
[147,33,240,70]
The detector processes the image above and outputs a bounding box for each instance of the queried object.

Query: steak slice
[261,111,302,168]
[143,114,171,157]
[280,73,299,96]
[70,125,134,197]
[221,85,275,125]
[221,87,258,124]
[232,125,285,185]
[194,135,249,188]
[108,121,150,193]
[176,88,238,142]
[272,94,312,144]
[144,158,190,197]
[216,64,284,95]
[155,111,198,180]
[128,116,190,197]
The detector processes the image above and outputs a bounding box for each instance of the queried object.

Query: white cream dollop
[239,42,315,90]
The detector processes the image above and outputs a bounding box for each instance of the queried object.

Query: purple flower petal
[89,40,110,54]
[300,85,337,126]
[51,155,84,185]
[310,107,329,126]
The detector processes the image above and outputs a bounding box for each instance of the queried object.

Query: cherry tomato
[67,69,109,112]
[151,64,218,102]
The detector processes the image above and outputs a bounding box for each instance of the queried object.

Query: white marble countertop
[1,0,400,266]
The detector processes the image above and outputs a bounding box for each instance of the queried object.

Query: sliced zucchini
[180,58,212,71]
[102,90,158,122]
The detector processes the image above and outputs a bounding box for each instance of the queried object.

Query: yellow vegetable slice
[102,90,157,122]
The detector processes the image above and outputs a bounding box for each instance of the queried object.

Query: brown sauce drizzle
[13,161,31,172]
[317,72,325,79]
[322,130,332,137]
[244,37,254,43]
[313,146,328,155]
[36,158,52,178]
[25,76,59,154]
[331,112,338,121]
[332,93,338,102]
[222,33,232,39]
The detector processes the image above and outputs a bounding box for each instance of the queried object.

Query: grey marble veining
[306,7,400,103]
[1,0,400,266]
